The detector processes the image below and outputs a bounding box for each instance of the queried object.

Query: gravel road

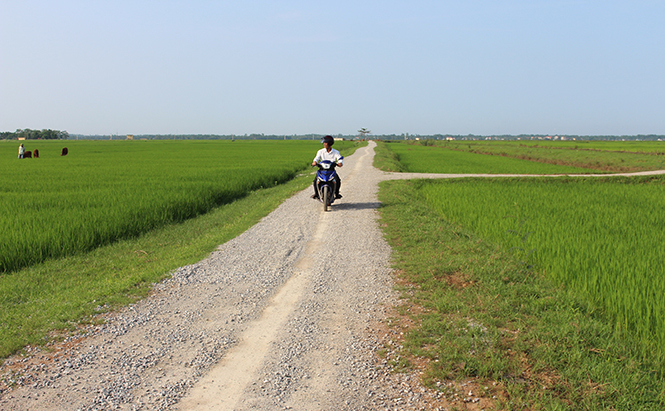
[0,142,438,411]
[3,142,662,411]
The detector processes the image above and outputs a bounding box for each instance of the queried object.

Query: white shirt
[313,147,343,165]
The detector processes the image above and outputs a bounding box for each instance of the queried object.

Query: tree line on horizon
[69,133,665,141]
[4,130,663,141]
[1,129,69,140]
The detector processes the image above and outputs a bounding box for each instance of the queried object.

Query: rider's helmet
[320,135,334,146]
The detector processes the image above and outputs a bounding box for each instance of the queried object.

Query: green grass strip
[378,179,664,410]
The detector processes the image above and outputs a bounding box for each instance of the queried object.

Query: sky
[1,1,664,136]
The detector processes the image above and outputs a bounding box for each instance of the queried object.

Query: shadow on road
[332,201,382,211]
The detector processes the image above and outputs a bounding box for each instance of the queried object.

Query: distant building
[127,135,134,140]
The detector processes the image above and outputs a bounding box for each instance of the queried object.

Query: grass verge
[0,173,312,359]
[377,179,664,410]
[373,140,407,172]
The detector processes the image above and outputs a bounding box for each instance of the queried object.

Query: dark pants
[313,175,341,197]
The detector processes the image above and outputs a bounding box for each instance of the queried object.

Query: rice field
[437,140,665,171]
[382,142,595,174]
[486,139,665,154]
[0,139,337,273]
[417,175,665,354]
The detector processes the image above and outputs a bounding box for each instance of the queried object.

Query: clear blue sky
[1,1,664,136]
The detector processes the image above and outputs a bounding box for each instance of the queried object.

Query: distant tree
[3,128,68,139]
[357,128,371,139]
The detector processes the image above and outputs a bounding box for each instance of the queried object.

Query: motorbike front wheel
[322,185,330,212]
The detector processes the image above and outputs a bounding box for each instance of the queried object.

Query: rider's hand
[337,162,343,167]
[312,162,317,166]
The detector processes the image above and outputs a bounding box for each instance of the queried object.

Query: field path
[2,141,663,411]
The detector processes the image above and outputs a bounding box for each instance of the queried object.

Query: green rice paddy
[377,140,665,361]
[375,141,665,407]
[419,176,665,355]
[0,139,344,274]
[381,142,595,174]
[492,139,665,154]
[439,140,665,171]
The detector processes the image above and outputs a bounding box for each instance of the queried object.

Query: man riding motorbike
[311,135,343,199]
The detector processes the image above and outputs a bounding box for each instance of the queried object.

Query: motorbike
[314,160,339,211]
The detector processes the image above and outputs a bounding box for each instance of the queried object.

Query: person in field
[18,143,25,159]
[311,135,343,199]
